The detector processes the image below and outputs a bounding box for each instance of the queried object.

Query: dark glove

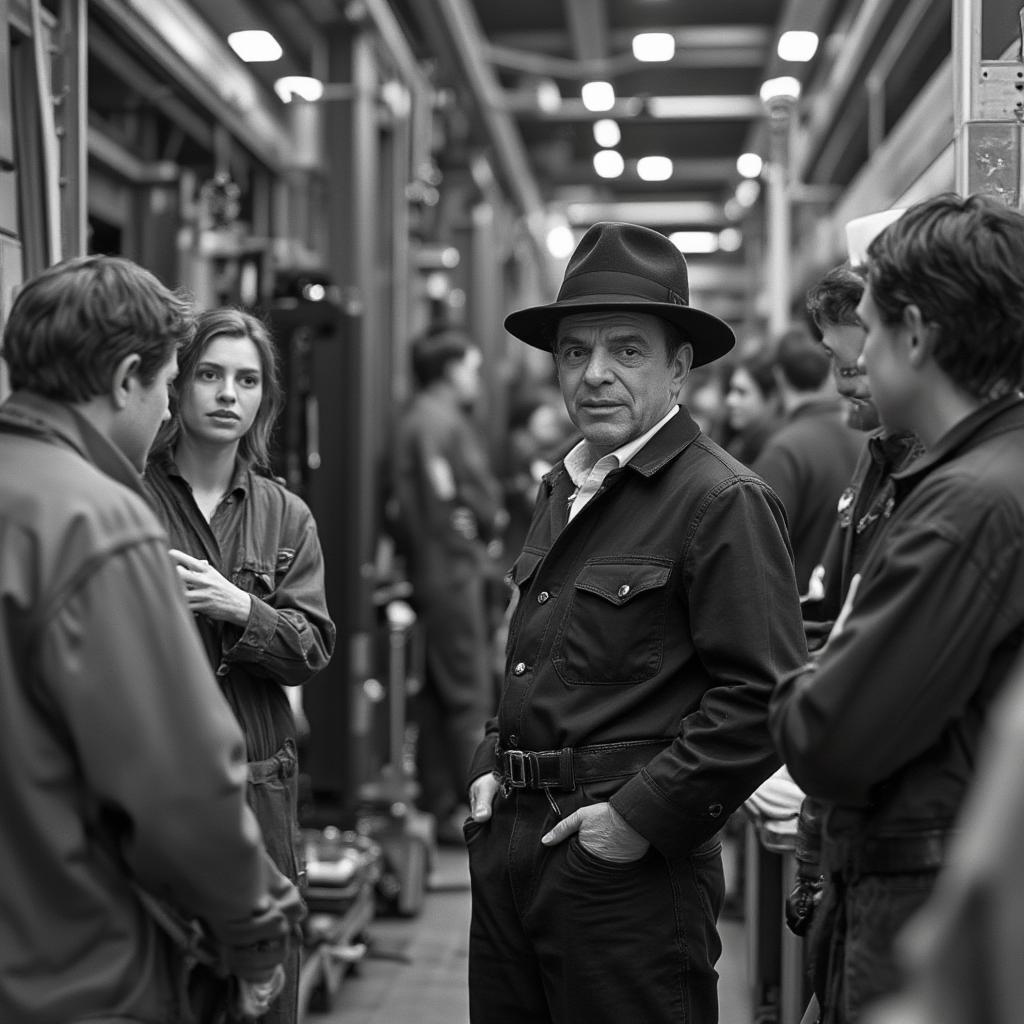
[785,870,823,937]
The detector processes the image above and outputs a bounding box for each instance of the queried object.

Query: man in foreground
[0,255,301,1023]
[465,222,807,1023]
[771,193,1024,1022]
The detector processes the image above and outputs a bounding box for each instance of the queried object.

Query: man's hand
[785,871,824,937]
[169,549,252,627]
[469,772,502,821]
[541,801,649,863]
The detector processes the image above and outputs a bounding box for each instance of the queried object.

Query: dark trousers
[812,870,938,1024]
[414,571,493,817]
[246,741,302,1024]
[467,786,725,1024]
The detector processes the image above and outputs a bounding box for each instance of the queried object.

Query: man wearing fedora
[463,222,808,1023]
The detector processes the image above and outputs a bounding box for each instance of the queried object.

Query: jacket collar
[892,392,1024,492]
[0,390,147,501]
[542,404,702,492]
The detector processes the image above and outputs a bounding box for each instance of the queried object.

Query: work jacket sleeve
[611,477,807,856]
[769,506,1019,805]
[38,535,290,947]
[223,506,336,686]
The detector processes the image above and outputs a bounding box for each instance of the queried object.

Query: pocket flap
[574,560,672,606]
[509,549,544,588]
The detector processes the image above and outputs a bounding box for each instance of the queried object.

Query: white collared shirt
[563,405,679,521]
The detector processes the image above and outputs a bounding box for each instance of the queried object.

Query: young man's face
[857,285,914,436]
[819,322,880,432]
[116,349,178,471]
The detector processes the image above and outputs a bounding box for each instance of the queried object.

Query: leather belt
[835,829,954,878]
[495,739,670,793]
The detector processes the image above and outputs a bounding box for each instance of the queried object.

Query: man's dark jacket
[469,408,808,857]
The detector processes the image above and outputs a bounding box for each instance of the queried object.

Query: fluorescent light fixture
[593,149,625,178]
[759,76,802,104]
[593,118,621,148]
[636,156,673,181]
[536,78,562,113]
[670,231,718,254]
[546,224,576,259]
[632,32,675,62]
[227,30,282,63]
[778,30,819,62]
[718,227,742,252]
[581,81,615,112]
[274,76,324,103]
[735,179,761,207]
[736,152,763,178]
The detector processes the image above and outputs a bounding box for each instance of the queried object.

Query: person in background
[146,307,336,1024]
[770,193,1024,1024]
[0,256,301,1023]
[466,221,808,1024]
[393,327,506,844]
[752,326,864,593]
[781,264,924,1011]
[724,347,782,464]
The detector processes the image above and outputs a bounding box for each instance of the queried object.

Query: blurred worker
[146,308,336,1024]
[770,193,1024,1023]
[752,326,864,593]
[0,256,301,1023]
[724,348,782,464]
[394,328,506,843]
[466,222,808,1024]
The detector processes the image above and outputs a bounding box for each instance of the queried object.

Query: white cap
[845,208,906,267]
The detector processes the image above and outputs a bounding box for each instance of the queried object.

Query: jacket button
[537,591,550,603]
[708,802,724,818]
[509,734,519,747]
[513,662,527,676]
[617,584,631,598]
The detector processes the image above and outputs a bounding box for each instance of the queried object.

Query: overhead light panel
[546,224,576,259]
[636,156,673,181]
[227,30,282,63]
[777,31,819,63]
[735,179,761,207]
[670,231,718,254]
[632,33,675,62]
[593,119,621,149]
[582,81,615,112]
[274,76,324,103]
[593,150,625,179]
[718,227,743,252]
[736,152,763,178]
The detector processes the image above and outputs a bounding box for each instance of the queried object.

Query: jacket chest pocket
[552,558,673,685]
[231,548,295,597]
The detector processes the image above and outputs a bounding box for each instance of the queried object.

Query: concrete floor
[306,842,753,1024]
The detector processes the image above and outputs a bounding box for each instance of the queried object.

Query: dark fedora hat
[504,221,735,367]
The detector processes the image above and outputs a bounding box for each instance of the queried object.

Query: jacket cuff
[610,769,729,859]
[228,596,277,656]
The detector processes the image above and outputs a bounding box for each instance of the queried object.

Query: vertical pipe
[953,0,981,194]
[765,112,793,339]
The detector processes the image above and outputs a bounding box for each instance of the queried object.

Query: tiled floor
[306,842,753,1024]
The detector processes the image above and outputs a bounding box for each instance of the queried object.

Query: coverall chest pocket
[552,558,673,685]
[231,548,295,597]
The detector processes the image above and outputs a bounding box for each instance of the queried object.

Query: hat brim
[504,296,735,368]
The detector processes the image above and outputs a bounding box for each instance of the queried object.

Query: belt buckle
[506,749,529,788]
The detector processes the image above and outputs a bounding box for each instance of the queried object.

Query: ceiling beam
[564,0,609,61]
[566,200,726,226]
[503,95,764,120]
[547,158,738,186]
[485,42,765,80]
[492,25,773,54]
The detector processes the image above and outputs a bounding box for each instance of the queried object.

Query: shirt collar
[0,391,148,501]
[892,392,1024,487]
[154,449,252,497]
[563,405,679,487]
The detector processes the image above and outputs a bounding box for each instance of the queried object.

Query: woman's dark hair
[866,192,1024,401]
[152,308,283,469]
[2,254,192,400]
